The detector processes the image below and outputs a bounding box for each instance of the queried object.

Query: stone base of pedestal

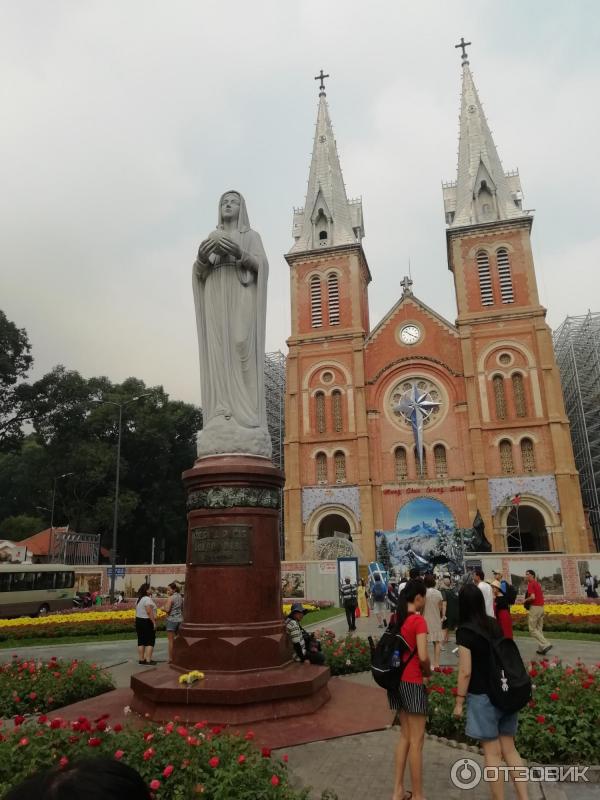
[130,662,331,724]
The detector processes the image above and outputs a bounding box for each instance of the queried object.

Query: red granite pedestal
[131,454,330,723]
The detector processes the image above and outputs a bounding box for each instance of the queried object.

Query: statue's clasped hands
[197,234,242,264]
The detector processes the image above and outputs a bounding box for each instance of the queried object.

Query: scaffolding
[553,312,600,550]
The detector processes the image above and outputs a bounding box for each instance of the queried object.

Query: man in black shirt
[340,576,358,631]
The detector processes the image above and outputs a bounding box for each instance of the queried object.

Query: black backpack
[368,620,417,710]
[461,623,531,713]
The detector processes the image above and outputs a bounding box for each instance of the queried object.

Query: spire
[290,73,364,254]
[443,41,526,228]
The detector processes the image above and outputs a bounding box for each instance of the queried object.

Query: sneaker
[535,649,545,655]
[541,645,553,655]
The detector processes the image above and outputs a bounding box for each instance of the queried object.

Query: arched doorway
[318,514,351,540]
[506,505,549,551]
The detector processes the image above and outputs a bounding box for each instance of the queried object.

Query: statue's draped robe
[193,192,270,456]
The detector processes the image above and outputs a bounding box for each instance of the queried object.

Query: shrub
[0,717,312,799]
[0,657,114,717]
[315,630,371,675]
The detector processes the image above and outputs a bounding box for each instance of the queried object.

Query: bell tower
[442,40,588,553]
[283,72,374,560]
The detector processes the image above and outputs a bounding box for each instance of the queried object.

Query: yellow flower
[178,670,205,685]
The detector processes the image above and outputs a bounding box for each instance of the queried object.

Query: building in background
[283,48,591,565]
[265,350,286,555]
[553,312,600,550]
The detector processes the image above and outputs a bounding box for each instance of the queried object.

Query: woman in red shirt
[491,580,513,639]
[392,579,431,800]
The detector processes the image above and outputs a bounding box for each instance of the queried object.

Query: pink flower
[271,775,280,786]
[237,755,246,764]
[163,765,174,778]
[143,748,156,761]
[176,726,189,737]
[244,731,255,740]
[114,750,125,760]
[28,692,37,701]
[18,737,29,746]
[59,756,69,768]
[209,756,220,768]
[149,780,161,791]
[194,720,207,729]
[282,754,288,763]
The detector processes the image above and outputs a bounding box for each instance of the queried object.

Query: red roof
[19,527,68,557]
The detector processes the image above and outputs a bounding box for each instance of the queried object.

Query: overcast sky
[2,1,599,407]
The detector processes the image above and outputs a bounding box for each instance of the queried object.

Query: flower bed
[0,716,314,798]
[511,602,600,633]
[314,629,371,675]
[0,657,114,718]
[426,659,600,764]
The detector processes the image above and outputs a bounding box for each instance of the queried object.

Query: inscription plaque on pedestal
[190,524,252,566]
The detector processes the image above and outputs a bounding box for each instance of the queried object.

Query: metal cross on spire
[400,275,413,295]
[454,36,472,64]
[314,69,330,95]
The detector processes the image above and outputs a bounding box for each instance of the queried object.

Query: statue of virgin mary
[192,191,271,458]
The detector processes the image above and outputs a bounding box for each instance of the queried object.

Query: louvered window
[497,248,514,303]
[512,373,527,417]
[414,447,428,479]
[316,452,327,483]
[395,447,408,482]
[315,392,326,433]
[493,375,507,420]
[334,451,346,483]
[477,251,494,306]
[327,273,340,325]
[332,390,343,432]
[521,438,536,472]
[310,275,322,327]
[434,444,448,478]
[500,440,514,474]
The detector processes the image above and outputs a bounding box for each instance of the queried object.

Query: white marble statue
[193,191,271,458]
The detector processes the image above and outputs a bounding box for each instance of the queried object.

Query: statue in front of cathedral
[192,191,271,458]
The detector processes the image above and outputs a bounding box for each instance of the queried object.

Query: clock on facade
[399,324,421,345]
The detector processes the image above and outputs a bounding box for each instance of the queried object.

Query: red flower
[528,700,536,708]
[186,736,200,746]
[176,726,189,737]
[114,750,125,760]
[451,687,458,696]
[18,737,29,747]
[88,737,102,747]
[238,755,246,765]
[209,756,220,769]
[113,723,123,732]
[282,755,288,763]
[211,726,223,735]
[149,780,161,791]
[547,725,556,733]
[28,692,37,701]
[244,731,255,740]
[144,732,155,742]
[271,775,280,786]
[536,715,546,724]
[194,721,207,729]
[262,747,272,758]
[14,715,25,726]
[59,756,69,768]
[38,715,48,724]
[529,669,538,677]
[550,692,559,701]
[143,748,156,760]
[96,720,107,732]
[163,765,174,778]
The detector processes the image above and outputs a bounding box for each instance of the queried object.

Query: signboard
[318,561,337,574]
[337,556,359,585]
[190,525,252,566]
[107,567,127,577]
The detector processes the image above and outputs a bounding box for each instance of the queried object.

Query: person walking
[491,580,513,639]
[135,583,157,665]
[583,571,599,598]
[423,573,444,670]
[473,568,495,617]
[454,583,528,800]
[357,578,370,618]
[391,579,431,800]
[524,569,551,655]
[371,573,388,628]
[164,581,184,662]
[340,576,358,632]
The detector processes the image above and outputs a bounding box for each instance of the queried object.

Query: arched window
[334,451,346,483]
[496,248,514,304]
[520,438,536,472]
[315,391,326,433]
[512,373,527,417]
[327,273,340,325]
[395,447,408,482]
[316,452,327,484]
[434,444,448,478]
[493,375,507,420]
[499,440,514,474]
[319,231,327,240]
[476,250,494,306]
[414,447,428,479]
[332,390,343,432]
[310,275,322,327]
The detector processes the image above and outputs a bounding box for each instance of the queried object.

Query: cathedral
[283,46,592,565]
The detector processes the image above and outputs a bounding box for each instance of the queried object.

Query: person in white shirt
[472,569,494,618]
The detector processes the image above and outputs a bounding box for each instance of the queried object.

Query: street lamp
[95,393,152,602]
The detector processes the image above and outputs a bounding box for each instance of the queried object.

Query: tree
[377,535,393,572]
[0,310,33,451]
[0,515,45,541]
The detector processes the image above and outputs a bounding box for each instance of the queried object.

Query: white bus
[0,564,75,617]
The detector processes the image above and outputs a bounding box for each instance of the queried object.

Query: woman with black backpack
[453,583,528,800]
[391,579,431,800]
